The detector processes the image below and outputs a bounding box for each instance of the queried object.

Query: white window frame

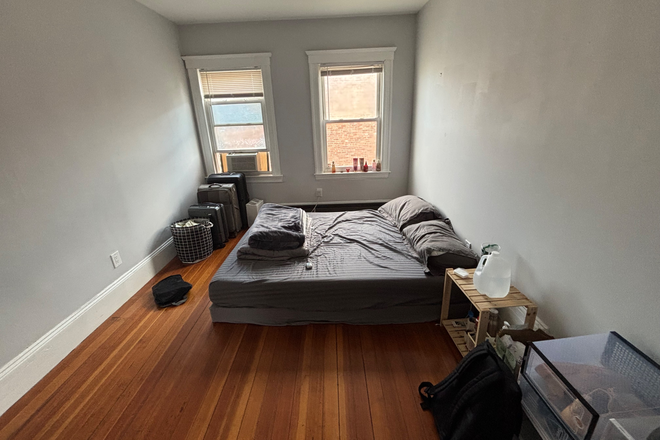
[182,53,282,182]
[307,47,395,180]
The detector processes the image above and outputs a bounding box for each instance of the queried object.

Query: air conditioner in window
[226,153,259,172]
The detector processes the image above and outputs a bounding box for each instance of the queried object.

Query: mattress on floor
[208,210,444,324]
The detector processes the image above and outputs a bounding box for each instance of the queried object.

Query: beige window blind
[200,69,264,98]
[320,64,383,77]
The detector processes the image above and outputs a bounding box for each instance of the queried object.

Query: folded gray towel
[247,203,307,250]
[238,214,312,260]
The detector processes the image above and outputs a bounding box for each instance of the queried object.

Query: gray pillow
[403,220,479,276]
[378,195,443,230]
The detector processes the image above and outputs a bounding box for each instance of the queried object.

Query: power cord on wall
[311,196,321,213]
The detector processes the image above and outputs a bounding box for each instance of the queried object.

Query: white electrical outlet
[110,251,122,268]
[315,188,323,197]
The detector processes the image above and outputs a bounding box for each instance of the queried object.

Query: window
[307,48,395,179]
[183,53,282,181]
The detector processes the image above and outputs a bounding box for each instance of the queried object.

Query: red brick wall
[326,121,378,169]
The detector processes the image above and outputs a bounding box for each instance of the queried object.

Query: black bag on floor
[152,275,192,308]
[418,342,522,440]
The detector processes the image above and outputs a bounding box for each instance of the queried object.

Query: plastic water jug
[473,251,511,298]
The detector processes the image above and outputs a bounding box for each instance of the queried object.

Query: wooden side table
[441,268,538,357]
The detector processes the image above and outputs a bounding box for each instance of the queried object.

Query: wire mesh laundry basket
[170,218,214,264]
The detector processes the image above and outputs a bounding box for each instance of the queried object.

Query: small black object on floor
[152,274,192,307]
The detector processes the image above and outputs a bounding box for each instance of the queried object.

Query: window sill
[246,174,283,183]
[314,171,390,180]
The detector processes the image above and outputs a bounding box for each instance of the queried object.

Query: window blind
[320,64,383,77]
[200,69,264,98]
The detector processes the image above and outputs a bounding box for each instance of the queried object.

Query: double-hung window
[307,48,395,179]
[183,53,282,181]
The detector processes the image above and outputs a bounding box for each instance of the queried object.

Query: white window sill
[246,174,283,183]
[314,171,390,180]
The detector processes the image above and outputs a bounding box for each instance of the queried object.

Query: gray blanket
[246,203,307,250]
[237,213,313,260]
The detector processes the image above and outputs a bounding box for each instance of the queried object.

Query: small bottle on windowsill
[376,160,382,172]
[331,161,336,173]
[372,160,376,171]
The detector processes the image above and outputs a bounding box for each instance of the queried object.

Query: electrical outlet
[315,188,323,198]
[465,239,472,249]
[110,251,122,269]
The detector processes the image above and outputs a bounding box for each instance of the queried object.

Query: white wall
[178,15,417,204]
[411,0,660,359]
[0,0,204,367]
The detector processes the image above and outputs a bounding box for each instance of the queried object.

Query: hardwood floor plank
[202,325,267,440]
[414,323,462,380]
[338,325,374,440]
[98,300,221,440]
[180,324,247,440]
[322,325,340,440]
[360,326,402,440]
[291,325,313,440]
[233,326,279,440]
[263,326,304,440]
[337,325,348,440]
[378,325,444,440]
[291,325,336,440]
[166,323,247,440]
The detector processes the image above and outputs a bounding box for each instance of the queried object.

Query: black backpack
[419,342,522,440]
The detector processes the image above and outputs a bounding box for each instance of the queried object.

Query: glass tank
[521,332,660,440]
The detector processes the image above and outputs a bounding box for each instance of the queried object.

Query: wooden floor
[0,234,461,440]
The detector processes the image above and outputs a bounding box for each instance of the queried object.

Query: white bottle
[473,251,511,298]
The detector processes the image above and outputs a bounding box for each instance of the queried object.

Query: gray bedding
[208,210,444,325]
[246,203,307,250]
[236,211,311,260]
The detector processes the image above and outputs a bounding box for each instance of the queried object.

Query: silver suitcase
[197,183,242,236]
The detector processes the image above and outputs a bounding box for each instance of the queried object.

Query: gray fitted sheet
[208,210,444,324]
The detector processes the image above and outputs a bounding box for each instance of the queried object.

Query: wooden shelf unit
[442,319,470,356]
[441,268,538,357]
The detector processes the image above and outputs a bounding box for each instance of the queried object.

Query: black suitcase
[206,173,249,229]
[188,204,227,249]
[196,184,241,236]
[199,202,229,242]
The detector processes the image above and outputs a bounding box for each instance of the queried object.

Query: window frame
[182,53,282,182]
[307,47,396,180]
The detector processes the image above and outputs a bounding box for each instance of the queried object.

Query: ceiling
[135,0,429,25]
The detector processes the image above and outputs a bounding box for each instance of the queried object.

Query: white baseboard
[0,238,176,416]
[499,306,549,332]
[280,199,390,206]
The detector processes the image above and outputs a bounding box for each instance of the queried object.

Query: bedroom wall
[411,0,660,359]
[178,15,416,204]
[0,0,203,367]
